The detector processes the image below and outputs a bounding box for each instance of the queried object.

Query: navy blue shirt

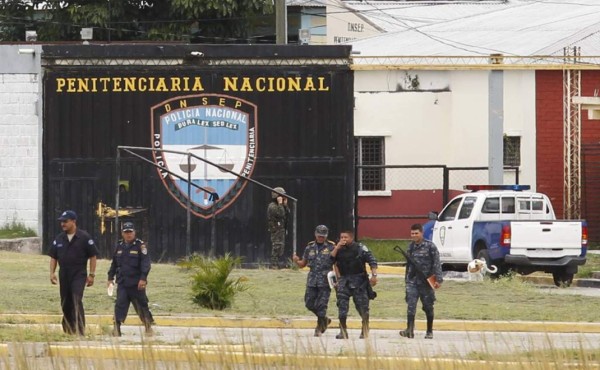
[107,238,151,287]
[48,229,99,271]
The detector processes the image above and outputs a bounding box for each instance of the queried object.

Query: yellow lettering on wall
[179,99,187,108]
[223,77,237,91]
[138,78,147,92]
[304,78,316,91]
[256,77,266,92]
[287,77,301,91]
[156,78,168,92]
[235,101,242,108]
[165,104,171,112]
[113,77,122,92]
[56,78,65,92]
[124,78,136,92]
[219,98,226,106]
[192,77,204,91]
[67,78,76,92]
[100,78,110,92]
[318,77,330,91]
[171,77,181,91]
[240,78,253,91]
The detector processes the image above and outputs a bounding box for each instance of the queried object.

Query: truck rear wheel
[552,271,574,288]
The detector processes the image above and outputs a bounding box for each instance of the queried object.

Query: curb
[2,314,600,333]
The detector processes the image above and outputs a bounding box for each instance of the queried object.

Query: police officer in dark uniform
[49,210,99,336]
[400,223,443,339]
[267,186,290,269]
[107,221,154,336]
[293,225,335,337]
[330,230,378,339]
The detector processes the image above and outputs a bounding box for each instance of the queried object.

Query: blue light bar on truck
[464,185,531,191]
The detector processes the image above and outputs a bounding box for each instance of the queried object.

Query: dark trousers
[115,284,154,325]
[58,269,87,335]
[304,286,331,317]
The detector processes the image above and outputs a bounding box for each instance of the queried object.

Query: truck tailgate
[510,221,582,257]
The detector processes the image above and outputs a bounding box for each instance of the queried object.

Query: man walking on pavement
[330,230,378,339]
[293,225,336,336]
[400,223,443,339]
[49,210,99,335]
[108,221,154,336]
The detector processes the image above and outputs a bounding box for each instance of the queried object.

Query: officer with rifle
[396,224,443,339]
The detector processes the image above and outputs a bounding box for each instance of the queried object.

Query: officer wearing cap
[49,210,99,335]
[293,225,336,336]
[267,186,290,269]
[107,221,154,336]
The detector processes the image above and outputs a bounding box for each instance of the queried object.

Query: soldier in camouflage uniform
[267,187,290,269]
[293,225,335,336]
[330,230,378,339]
[400,223,443,339]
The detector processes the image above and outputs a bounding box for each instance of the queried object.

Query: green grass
[1,250,600,323]
[361,239,409,263]
[0,220,36,239]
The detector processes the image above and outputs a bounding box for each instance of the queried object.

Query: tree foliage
[0,0,274,42]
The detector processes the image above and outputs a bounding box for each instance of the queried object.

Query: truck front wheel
[552,270,574,288]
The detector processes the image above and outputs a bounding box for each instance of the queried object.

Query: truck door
[432,197,463,260]
[451,196,478,261]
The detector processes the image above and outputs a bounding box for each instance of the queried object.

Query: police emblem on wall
[151,94,257,218]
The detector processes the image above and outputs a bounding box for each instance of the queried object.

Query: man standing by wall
[293,224,335,336]
[330,230,378,339]
[108,221,154,336]
[400,223,443,339]
[48,210,99,335]
[267,186,290,269]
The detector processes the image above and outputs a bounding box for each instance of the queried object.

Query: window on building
[504,136,521,166]
[355,137,385,191]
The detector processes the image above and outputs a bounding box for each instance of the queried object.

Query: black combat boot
[399,315,415,339]
[144,320,154,337]
[112,321,122,337]
[425,313,434,339]
[316,316,331,335]
[335,318,348,339]
[359,314,370,339]
[314,317,322,337]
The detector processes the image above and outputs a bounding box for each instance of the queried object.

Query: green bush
[0,219,36,239]
[180,253,248,310]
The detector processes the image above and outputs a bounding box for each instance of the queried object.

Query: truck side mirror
[428,211,438,220]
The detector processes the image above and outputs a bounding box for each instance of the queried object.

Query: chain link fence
[356,165,520,238]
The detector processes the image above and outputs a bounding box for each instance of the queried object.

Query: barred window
[504,136,521,166]
[355,137,385,191]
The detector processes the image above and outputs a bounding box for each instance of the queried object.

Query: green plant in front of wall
[0,218,36,239]
[180,253,248,310]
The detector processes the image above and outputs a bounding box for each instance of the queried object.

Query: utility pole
[275,0,287,44]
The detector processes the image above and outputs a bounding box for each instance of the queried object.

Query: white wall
[354,69,537,190]
[0,45,42,234]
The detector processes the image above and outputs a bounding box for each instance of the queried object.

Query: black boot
[399,315,415,339]
[359,314,369,339]
[314,317,322,337]
[112,321,122,337]
[335,318,348,339]
[144,320,154,337]
[316,316,331,335]
[425,313,434,339]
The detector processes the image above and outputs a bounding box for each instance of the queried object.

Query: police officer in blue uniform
[107,221,154,336]
[49,210,99,336]
[293,225,335,337]
[400,223,443,339]
[330,230,378,339]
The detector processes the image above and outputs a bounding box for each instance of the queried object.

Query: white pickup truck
[423,185,588,287]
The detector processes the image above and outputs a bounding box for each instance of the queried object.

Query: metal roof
[346,0,600,58]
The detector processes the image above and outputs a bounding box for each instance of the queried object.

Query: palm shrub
[181,253,248,310]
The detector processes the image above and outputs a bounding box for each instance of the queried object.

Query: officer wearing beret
[293,225,335,336]
[49,210,99,336]
[107,221,154,336]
